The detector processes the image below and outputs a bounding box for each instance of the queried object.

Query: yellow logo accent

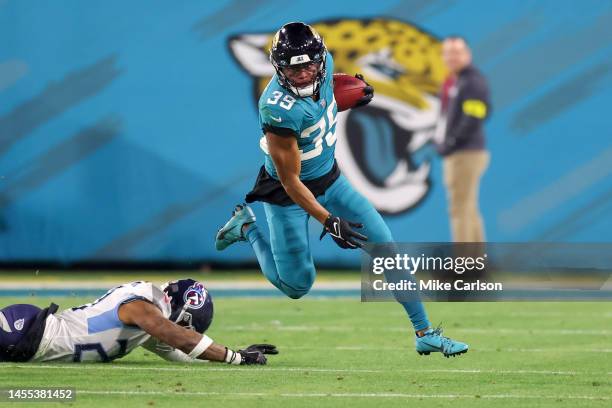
[462,99,487,119]
[272,31,280,48]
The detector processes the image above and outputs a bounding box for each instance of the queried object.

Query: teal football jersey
[258,52,337,180]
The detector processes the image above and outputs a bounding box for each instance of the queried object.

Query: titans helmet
[160,279,214,334]
[270,22,327,97]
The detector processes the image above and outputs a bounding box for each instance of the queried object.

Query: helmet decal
[162,279,214,334]
[272,31,280,49]
[14,318,25,331]
[183,283,207,310]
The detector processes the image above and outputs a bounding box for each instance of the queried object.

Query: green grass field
[1,293,611,407]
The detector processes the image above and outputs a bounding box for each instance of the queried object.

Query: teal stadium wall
[1,0,611,266]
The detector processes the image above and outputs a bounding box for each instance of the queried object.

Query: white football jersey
[31,281,171,362]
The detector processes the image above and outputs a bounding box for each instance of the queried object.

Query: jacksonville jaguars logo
[228,18,445,214]
[183,283,207,310]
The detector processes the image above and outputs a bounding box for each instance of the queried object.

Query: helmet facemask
[174,305,196,331]
[271,55,326,97]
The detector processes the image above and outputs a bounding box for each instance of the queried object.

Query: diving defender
[1,279,277,364]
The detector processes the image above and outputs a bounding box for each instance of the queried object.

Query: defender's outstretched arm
[118,300,276,364]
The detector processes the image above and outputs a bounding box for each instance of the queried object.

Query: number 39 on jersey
[260,89,338,162]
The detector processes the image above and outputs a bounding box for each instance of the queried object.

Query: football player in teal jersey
[216,22,468,357]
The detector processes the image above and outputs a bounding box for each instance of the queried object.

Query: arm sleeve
[446,75,490,144]
[142,338,208,364]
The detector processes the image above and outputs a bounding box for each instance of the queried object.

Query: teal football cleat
[415,326,468,358]
[215,204,256,251]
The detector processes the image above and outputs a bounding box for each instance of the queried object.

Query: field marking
[479,347,612,353]
[5,364,610,376]
[468,311,612,318]
[75,390,611,401]
[216,325,612,335]
[283,346,612,353]
[229,311,612,318]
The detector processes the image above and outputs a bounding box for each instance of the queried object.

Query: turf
[0,297,611,407]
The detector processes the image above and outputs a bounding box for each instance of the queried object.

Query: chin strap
[291,83,316,97]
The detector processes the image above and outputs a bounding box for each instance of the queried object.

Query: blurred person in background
[435,36,491,243]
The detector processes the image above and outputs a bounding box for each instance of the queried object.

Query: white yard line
[468,311,612,318]
[479,347,612,353]
[282,345,612,353]
[75,390,610,400]
[5,364,610,376]
[215,325,612,335]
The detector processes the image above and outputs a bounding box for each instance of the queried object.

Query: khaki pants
[443,150,489,242]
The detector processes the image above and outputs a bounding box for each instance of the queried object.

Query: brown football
[333,73,367,112]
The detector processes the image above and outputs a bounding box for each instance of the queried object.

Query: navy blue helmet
[161,279,214,334]
[270,22,327,97]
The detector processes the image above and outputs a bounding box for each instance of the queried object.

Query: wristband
[188,335,213,358]
[224,348,242,365]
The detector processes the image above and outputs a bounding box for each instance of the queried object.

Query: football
[333,73,368,112]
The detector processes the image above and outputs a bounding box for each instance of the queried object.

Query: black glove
[237,349,266,365]
[242,344,279,355]
[354,73,374,108]
[320,214,368,249]
[237,344,278,365]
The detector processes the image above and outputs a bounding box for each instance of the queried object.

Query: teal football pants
[245,174,431,331]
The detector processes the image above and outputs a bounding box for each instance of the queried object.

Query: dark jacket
[437,65,491,156]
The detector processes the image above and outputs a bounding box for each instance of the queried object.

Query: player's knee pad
[284,286,310,300]
[280,280,312,299]
[278,267,315,299]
